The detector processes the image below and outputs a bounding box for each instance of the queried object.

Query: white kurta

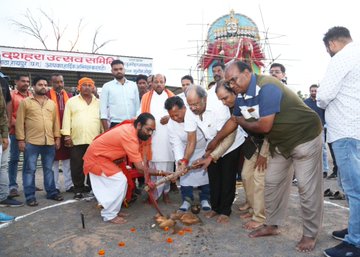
[150,92,175,162]
[148,91,175,199]
[168,118,209,187]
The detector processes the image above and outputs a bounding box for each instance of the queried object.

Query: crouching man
[83,113,170,224]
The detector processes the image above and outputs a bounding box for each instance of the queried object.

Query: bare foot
[239,203,250,211]
[163,193,171,204]
[205,210,218,218]
[243,220,263,230]
[108,216,127,224]
[240,212,252,219]
[295,236,316,252]
[117,212,129,218]
[248,225,280,238]
[217,214,230,224]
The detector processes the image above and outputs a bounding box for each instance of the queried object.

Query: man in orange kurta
[83,113,168,224]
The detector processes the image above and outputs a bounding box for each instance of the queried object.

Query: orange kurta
[83,123,143,177]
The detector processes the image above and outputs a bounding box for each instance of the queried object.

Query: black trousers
[70,144,91,193]
[207,146,241,216]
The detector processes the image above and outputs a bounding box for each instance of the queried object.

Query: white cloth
[150,161,174,200]
[177,92,188,107]
[185,89,246,156]
[89,172,127,222]
[52,159,73,191]
[168,118,209,187]
[150,91,174,162]
[317,41,360,143]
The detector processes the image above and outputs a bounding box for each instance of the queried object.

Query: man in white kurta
[165,96,210,211]
[140,74,175,201]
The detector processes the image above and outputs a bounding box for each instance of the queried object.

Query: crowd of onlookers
[0,26,359,257]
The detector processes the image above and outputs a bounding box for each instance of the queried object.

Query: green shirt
[257,75,322,158]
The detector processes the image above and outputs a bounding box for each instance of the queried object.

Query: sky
[0,0,358,94]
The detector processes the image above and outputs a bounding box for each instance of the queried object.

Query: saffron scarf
[140,89,174,161]
[49,88,69,126]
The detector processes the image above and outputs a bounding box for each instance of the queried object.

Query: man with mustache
[16,76,64,206]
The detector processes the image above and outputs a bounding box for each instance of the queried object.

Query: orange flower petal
[184,227,192,233]
[118,242,126,247]
[98,249,105,255]
[164,226,169,231]
[166,237,173,243]
[130,228,136,232]
[178,230,185,236]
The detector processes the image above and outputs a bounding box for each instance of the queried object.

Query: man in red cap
[61,77,103,199]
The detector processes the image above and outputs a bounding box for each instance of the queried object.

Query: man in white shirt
[177,75,193,103]
[317,26,360,257]
[165,96,210,211]
[180,85,246,224]
[100,59,140,131]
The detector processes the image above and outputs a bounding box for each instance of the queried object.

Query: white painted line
[290,193,349,211]
[0,197,94,230]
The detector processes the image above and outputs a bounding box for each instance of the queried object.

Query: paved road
[0,172,347,257]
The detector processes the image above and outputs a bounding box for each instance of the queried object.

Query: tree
[11,8,115,53]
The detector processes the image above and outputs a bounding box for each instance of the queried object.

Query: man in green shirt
[207,61,323,253]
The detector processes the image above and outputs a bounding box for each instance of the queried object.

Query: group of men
[0,25,359,257]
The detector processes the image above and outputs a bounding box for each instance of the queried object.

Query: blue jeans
[181,184,210,202]
[332,138,360,247]
[22,143,58,202]
[8,135,20,190]
[0,142,10,201]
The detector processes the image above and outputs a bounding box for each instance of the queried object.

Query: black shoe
[324,188,334,197]
[9,188,20,197]
[66,186,74,193]
[327,173,338,179]
[0,197,24,207]
[324,241,360,257]
[332,228,348,241]
[81,186,91,193]
[73,193,83,200]
[323,172,328,178]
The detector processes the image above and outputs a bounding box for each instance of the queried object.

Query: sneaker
[179,200,191,212]
[332,228,348,241]
[9,188,20,197]
[0,212,15,223]
[201,200,211,211]
[74,193,84,200]
[327,172,338,179]
[323,172,328,178]
[324,241,360,257]
[0,197,24,207]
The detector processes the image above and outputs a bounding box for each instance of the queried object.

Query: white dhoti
[89,172,127,221]
[150,161,174,200]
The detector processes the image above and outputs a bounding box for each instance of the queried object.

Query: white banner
[0,46,153,76]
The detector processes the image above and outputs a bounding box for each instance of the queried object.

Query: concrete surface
[0,169,347,257]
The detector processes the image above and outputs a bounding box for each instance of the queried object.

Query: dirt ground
[0,167,347,257]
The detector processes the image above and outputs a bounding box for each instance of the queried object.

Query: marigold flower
[98,249,105,255]
[166,237,173,243]
[118,242,126,247]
